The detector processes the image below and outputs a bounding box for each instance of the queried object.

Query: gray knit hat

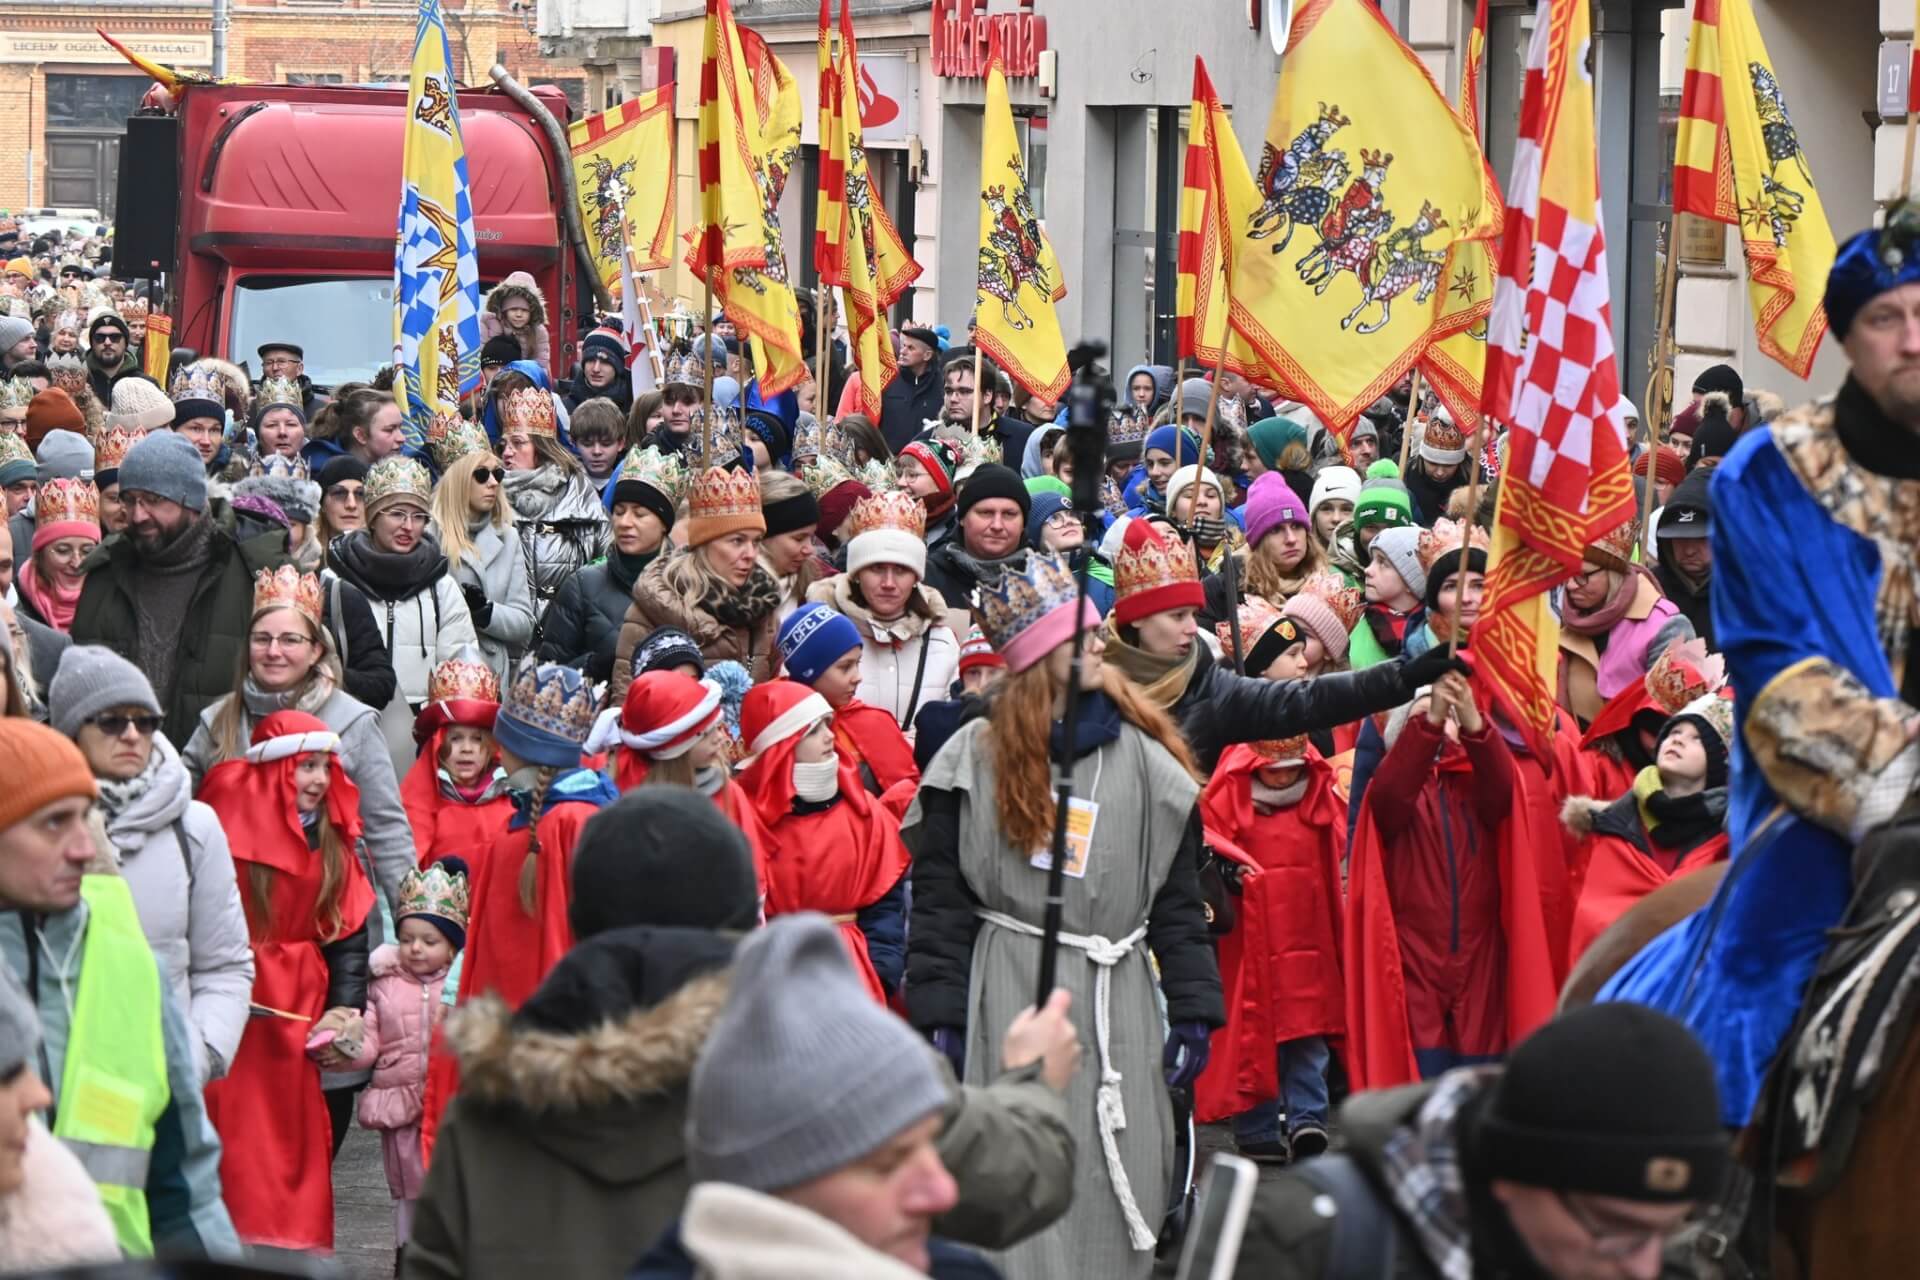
[118,430,208,512]
[0,961,38,1080]
[686,913,950,1192]
[1178,377,1212,422]
[35,428,94,483]
[1371,524,1428,600]
[49,644,162,741]
[0,315,30,357]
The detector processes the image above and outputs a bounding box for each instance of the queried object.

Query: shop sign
[857,51,912,141]
[931,0,1048,79]
[0,31,212,66]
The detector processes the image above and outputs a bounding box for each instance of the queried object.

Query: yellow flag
[569,87,675,288]
[141,313,172,382]
[975,56,1068,403]
[1177,58,1271,383]
[1227,0,1497,430]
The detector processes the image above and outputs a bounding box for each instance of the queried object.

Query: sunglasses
[471,466,506,484]
[86,712,162,738]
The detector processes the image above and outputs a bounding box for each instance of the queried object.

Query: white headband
[743,691,834,763]
[245,730,341,765]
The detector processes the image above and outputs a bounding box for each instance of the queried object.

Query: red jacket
[1563,789,1730,964]
[833,700,921,819]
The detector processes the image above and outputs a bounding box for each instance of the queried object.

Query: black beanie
[1472,1003,1729,1203]
[1690,363,1743,404]
[956,463,1031,522]
[480,335,523,368]
[1422,546,1488,614]
[612,476,678,532]
[318,455,369,491]
[568,788,760,939]
[762,488,820,539]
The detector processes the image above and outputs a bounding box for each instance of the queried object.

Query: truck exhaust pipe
[490,64,613,313]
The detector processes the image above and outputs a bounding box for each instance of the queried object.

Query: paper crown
[1108,404,1151,449]
[1216,599,1289,656]
[662,351,703,387]
[34,477,97,529]
[822,418,861,468]
[253,565,324,626]
[52,309,85,333]
[47,354,87,393]
[93,425,148,471]
[691,404,743,464]
[426,411,491,470]
[1112,518,1204,625]
[1251,734,1311,765]
[617,444,690,504]
[499,385,557,437]
[791,416,821,461]
[1645,637,1727,714]
[397,860,470,934]
[1291,569,1365,635]
[688,464,760,525]
[1414,517,1490,574]
[364,456,433,509]
[955,432,1003,473]
[503,661,600,745]
[250,451,311,482]
[1672,689,1735,751]
[256,377,304,412]
[0,433,32,468]
[169,362,227,410]
[843,487,926,542]
[1584,517,1640,574]
[428,653,501,705]
[975,550,1081,654]
[801,454,854,498]
[0,378,31,413]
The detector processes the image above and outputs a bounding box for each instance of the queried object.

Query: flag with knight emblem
[975,53,1069,404]
[569,87,675,288]
[1227,0,1496,431]
[392,0,483,441]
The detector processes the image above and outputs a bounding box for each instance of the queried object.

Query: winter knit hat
[686,912,951,1191]
[1176,378,1213,423]
[1472,1002,1728,1203]
[955,462,1030,522]
[0,719,97,835]
[1662,692,1734,790]
[48,644,161,741]
[106,377,176,432]
[1353,459,1414,532]
[1145,424,1203,466]
[1244,471,1308,550]
[815,478,871,549]
[634,627,706,679]
[1370,525,1427,601]
[581,326,630,368]
[956,625,1004,676]
[761,483,818,540]
[1308,465,1362,518]
[1164,464,1226,520]
[569,787,760,940]
[1690,363,1743,404]
[0,316,31,358]
[898,438,961,501]
[117,430,208,512]
[25,389,84,443]
[777,603,862,685]
[35,428,94,483]
[1248,417,1309,472]
[1633,447,1686,486]
[1282,572,1364,666]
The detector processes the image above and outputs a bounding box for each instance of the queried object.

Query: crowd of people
[20,203,1919,1280]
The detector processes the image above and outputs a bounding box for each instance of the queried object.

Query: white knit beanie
[846,525,927,578]
[1308,465,1362,517]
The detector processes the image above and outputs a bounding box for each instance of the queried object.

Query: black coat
[320,574,400,712]
[1653,466,1714,647]
[1169,643,1420,774]
[879,363,942,452]
[539,559,634,683]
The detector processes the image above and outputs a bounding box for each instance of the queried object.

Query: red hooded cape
[832,699,921,818]
[1194,745,1347,1124]
[400,725,515,869]
[459,784,601,1013]
[1569,820,1729,964]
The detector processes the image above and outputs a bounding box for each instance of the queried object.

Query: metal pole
[212,0,229,79]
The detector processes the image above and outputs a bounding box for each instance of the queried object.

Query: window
[286,72,347,87]
[531,78,587,117]
[229,276,398,390]
[1011,109,1048,221]
[46,75,148,131]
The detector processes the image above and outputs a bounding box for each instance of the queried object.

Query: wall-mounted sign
[1880,40,1911,120]
[858,51,912,141]
[0,31,212,65]
[1677,212,1726,268]
[931,0,1049,79]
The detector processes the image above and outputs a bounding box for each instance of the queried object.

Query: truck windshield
[230,277,396,388]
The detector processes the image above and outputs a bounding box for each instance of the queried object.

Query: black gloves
[1400,646,1471,692]
[461,582,494,629]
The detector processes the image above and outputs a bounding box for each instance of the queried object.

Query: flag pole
[1398,366,1424,470]
[1447,464,1483,657]
[1191,347,1228,579]
[1906,75,1920,198]
[1641,212,1681,526]
[814,286,831,419]
[970,343,984,438]
[701,276,716,469]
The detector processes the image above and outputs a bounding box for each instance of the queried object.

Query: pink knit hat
[1244,471,1308,550]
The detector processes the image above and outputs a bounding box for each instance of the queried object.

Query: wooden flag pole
[814,286,832,419]
[1447,464,1483,657]
[1398,367,1424,470]
[1190,348,1229,577]
[701,275,716,469]
[1641,212,1682,525]
[1906,85,1920,198]
[970,343,984,438]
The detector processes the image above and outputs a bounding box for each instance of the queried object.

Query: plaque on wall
[1677,213,1726,267]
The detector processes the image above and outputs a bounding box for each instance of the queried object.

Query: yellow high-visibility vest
[53,875,169,1256]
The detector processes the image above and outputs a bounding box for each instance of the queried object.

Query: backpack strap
[1290,1154,1400,1280]
[329,577,350,669]
[171,816,193,889]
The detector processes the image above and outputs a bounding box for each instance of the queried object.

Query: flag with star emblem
[392,0,483,441]
[1673,0,1834,378]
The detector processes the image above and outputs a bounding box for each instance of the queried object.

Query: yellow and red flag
[1476,0,1635,763]
[1226,0,1496,431]
[1176,58,1270,383]
[141,313,172,382]
[685,0,806,396]
[569,87,675,290]
[1416,0,1502,432]
[1672,0,1834,377]
[816,0,921,418]
[975,53,1069,403]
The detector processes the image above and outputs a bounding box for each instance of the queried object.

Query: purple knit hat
[1244,471,1308,550]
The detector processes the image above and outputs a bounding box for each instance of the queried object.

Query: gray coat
[444,520,537,686]
[101,735,254,1085]
[503,466,611,610]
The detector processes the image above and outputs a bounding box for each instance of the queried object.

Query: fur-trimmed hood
[485,271,548,328]
[1560,793,1623,839]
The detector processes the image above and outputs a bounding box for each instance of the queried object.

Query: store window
[1012,110,1049,221]
[46,75,148,130]
[287,72,347,86]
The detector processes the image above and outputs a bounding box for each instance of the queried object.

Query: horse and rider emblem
[1249,102,1452,335]
[978,156,1053,332]
[582,153,639,267]
[1741,62,1810,249]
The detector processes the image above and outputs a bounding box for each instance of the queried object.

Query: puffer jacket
[504,465,612,612]
[538,554,650,683]
[0,1118,121,1271]
[610,551,781,704]
[348,943,449,1131]
[443,519,538,686]
[805,574,960,735]
[479,271,551,369]
[100,735,255,1084]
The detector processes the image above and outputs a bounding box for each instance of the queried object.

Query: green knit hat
[1354,459,1414,532]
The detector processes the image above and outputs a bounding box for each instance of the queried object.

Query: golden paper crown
[256,377,305,412]
[52,309,85,333]
[0,433,32,467]
[1645,637,1726,714]
[1216,599,1289,656]
[616,444,690,504]
[0,378,31,412]
[428,655,501,705]
[843,487,926,541]
[1292,570,1366,635]
[1251,734,1311,764]
[801,454,854,498]
[1420,409,1466,454]
[792,416,821,461]
[1113,522,1202,602]
[169,361,227,409]
[364,456,434,510]
[47,354,87,394]
[1584,517,1640,573]
[94,425,149,472]
[34,477,97,529]
[426,411,491,471]
[397,860,470,934]
[252,566,324,626]
[500,386,557,436]
[688,465,761,525]
[1414,518,1490,574]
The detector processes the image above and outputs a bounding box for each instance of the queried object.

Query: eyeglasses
[326,484,365,503]
[261,357,301,373]
[471,467,505,484]
[248,632,314,651]
[85,712,161,738]
[1044,510,1079,530]
[378,508,430,527]
[92,332,125,345]
[1557,1193,1680,1260]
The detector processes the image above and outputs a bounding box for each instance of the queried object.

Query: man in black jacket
[923,465,1030,611]
[880,327,944,452]
[1653,466,1713,648]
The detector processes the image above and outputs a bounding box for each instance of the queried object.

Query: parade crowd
[22,209,1913,1280]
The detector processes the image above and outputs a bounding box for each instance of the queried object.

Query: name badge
[1030,797,1098,879]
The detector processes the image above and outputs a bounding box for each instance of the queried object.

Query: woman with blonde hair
[498,386,609,613]
[756,468,822,624]
[428,423,536,684]
[904,549,1222,1280]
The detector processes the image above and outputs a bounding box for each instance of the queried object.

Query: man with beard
[84,313,135,405]
[69,432,287,744]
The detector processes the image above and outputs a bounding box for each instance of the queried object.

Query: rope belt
[975,908,1157,1251]
[828,912,858,924]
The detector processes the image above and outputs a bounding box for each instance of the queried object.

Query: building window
[45,75,149,130]
[286,72,347,86]
[531,78,587,117]
[1012,109,1048,221]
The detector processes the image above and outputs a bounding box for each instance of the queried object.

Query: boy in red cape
[1196,731,1346,1163]
[775,601,921,817]
[201,710,376,1251]
[1576,637,1728,805]
[1563,692,1733,964]
[401,653,514,868]
[736,680,911,1002]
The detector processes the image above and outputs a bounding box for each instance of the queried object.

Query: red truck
[117,78,584,389]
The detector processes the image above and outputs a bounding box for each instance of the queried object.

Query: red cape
[1195,746,1347,1124]
[833,700,921,819]
[460,799,599,1012]
[1570,825,1729,964]
[400,726,515,868]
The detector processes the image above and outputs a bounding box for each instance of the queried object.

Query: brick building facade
[0,0,585,213]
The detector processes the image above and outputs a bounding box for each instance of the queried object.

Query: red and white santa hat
[739,679,833,765]
[587,671,724,760]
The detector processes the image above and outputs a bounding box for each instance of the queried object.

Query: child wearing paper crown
[346,857,469,1254]
[401,654,514,868]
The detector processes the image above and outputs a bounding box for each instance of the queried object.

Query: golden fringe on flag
[974,54,1068,403]
[1673,0,1834,378]
[141,313,172,382]
[685,0,806,396]
[569,87,675,289]
[1226,0,1497,431]
[1176,58,1272,384]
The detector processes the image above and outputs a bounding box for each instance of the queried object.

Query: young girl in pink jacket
[346,856,469,1255]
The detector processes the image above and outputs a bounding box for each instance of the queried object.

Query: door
[45,133,120,211]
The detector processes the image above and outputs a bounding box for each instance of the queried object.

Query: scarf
[608,546,658,595]
[1378,1067,1502,1280]
[16,560,82,632]
[1835,374,1920,481]
[1362,601,1416,658]
[1560,563,1649,637]
[699,565,782,630]
[826,572,933,646]
[131,515,217,704]
[1636,765,1729,858]
[1049,688,1124,761]
[240,669,338,721]
[1250,774,1308,814]
[793,758,840,803]
[328,530,451,603]
[693,764,729,798]
[96,746,163,825]
[1102,622,1199,709]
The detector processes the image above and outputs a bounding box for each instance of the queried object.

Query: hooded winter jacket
[0,1118,121,1271]
[1653,466,1714,647]
[805,574,961,735]
[504,465,612,609]
[479,272,551,368]
[346,942,449,1131]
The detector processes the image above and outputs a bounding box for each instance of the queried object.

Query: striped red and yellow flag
[1672,0,1833,377]
[813,0,845,283]
[141,313,172,382]
[1175,58,1268,382]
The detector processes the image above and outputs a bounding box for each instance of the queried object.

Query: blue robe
[1599,424,1892,1124]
